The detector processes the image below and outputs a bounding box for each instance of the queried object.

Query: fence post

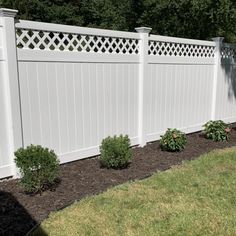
[135,27,152,147]
[211,37,224,120]
[0,8,21,178]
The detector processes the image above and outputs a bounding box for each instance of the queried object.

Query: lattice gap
[149,41,215,58]
[16,28,139,54]
[221,46,236,59]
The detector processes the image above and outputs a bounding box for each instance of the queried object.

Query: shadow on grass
[0,191,47,236]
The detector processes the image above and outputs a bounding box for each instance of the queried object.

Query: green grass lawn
[33,148,236,236]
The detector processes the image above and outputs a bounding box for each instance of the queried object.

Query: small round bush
[203,120,231,141]
[100,135,132,169]
[160,128,187,152]
[14,145,60,193]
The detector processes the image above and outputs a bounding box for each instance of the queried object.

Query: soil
[1,128,236,236]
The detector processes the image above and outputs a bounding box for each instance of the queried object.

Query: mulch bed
[1,128,236,236]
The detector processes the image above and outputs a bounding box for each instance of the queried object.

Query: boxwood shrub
[100,135,132,169]
[160,128,187,152]
[14,145,60,193]
[203,120,231,141]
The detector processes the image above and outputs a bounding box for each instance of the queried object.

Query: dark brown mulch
[1,128,236,236]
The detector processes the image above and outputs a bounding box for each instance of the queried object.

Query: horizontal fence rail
[0,8,236,179]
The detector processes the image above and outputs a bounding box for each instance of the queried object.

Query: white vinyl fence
[0,8,236,179]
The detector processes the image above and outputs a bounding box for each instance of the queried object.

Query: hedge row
[14,120,230,193]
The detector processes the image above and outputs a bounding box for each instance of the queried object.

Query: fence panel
[145,35,216,142]
[16,20,140,164]
[215,43,236,123]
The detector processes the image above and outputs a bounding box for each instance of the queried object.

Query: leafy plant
[14,145,60,193]
[203,120,231,141]
[100,135,132,169]
[160,128,187,152]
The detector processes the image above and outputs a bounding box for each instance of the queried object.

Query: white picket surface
[145,64,214,142]
[18,62,139,164]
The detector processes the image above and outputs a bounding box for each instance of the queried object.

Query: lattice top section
[221,46,236,59]
[16,29,139,54]
[149,41,215,58]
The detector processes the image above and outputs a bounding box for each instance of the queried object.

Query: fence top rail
[15,20,141,39]
[149,34,216,47]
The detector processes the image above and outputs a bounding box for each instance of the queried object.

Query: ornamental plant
[160,128,187,152]
[100,135,132,169]
[203,120,231,141]
[14,145,60,193]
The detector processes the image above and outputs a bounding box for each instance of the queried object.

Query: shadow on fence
[0,191,47,236]
[221,58,236,100]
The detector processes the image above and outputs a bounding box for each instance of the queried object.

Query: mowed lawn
[33,148,236,236]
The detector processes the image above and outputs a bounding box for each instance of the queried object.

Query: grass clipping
[32,148,236,236]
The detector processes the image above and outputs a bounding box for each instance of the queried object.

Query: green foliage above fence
[140,0,236,43]
[1,0,236,42]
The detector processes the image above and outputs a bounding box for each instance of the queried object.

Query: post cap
[135,27,152,34]
[0,8,18,18]
[212,37,224,43]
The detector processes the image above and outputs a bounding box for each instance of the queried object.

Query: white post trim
[135,27,152,147]
[211,37,224,120]
[0,8,20,178]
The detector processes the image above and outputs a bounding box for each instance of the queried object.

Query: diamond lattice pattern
[149,41,215,58]
[16,29,139,54]
[221,46,236,59]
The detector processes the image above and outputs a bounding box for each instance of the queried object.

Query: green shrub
[14,145,60,193]
[160,128,187,152]
[100,135,132,169]
[203,120,231,141]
